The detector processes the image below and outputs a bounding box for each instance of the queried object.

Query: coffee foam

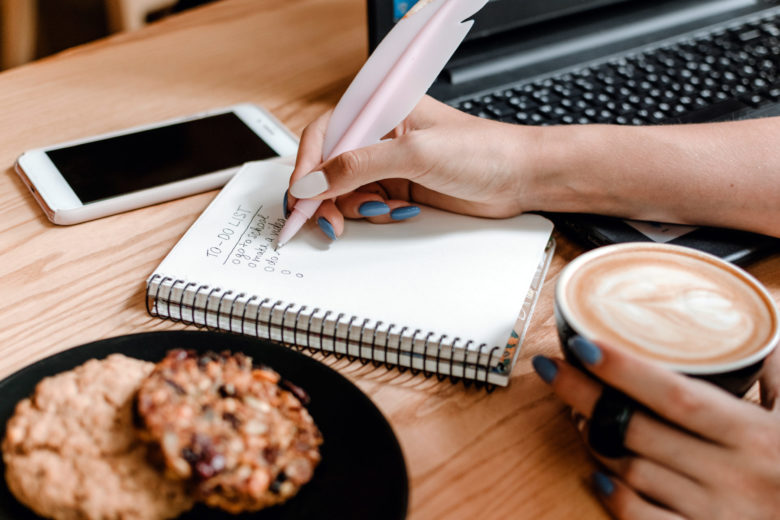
[562,247,776,367]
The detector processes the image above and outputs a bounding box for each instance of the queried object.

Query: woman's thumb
[290,137,423,200]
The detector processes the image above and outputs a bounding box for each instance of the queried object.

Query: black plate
[0,331,408,520]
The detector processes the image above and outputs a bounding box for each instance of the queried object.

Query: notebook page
[153,159,553,350]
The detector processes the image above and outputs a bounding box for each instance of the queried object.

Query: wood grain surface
[0,1,777,518]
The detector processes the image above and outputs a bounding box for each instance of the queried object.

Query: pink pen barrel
[277,198,321,247]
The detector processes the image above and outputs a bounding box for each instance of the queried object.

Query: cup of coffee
[554,243,779,395]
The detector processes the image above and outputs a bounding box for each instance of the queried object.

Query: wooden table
[1,1,778,518]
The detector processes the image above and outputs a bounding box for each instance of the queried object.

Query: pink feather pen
[276,0,489,248]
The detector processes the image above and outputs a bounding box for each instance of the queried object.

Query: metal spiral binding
[344,315,358,362]
[147,276,171,317]
[394,327,409,373]
[330,313,346,360]
[420,332,436,378]
[254,298,271,339]
[280,302,295,346]
[177,282,197,324]
[215,290,233,332]
[145,274,502,389]
[407,330,423,377]
[358,318,371,366]
[304,308,320,353]
[369,321,382,367]
[380,323,395,370]
[227,293,246,334]
[318,310,333,359]
[435,335,449,382]
[292,306,308,351]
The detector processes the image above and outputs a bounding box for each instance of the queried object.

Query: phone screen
[45,113,279,203]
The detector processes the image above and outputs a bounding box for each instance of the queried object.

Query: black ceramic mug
[554,243,780,397]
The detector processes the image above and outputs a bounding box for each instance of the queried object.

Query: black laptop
[367,0,780,265]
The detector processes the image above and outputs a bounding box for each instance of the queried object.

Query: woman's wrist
[508,123,606,214]
[521,124,651,217]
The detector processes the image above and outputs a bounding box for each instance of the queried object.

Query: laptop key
[763,23,780,37]
[538,105,554,115]
[650,111,667,123]
[487,103,516,118]
[739,29,762,43]
[672,98,751,123]
[742,94,765,107]
[535,93,562,105]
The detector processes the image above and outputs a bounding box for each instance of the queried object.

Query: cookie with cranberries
[135,349,322,513]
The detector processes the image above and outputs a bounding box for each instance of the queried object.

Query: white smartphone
[15,104,298,225]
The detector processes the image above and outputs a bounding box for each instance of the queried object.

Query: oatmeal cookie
[2,354,194,520]
[135,349,322,513]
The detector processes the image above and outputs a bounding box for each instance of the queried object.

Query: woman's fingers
[535,356,724,482]
[592,453,706,518]
[379,95,454,140]
[760,346,780,413]
[290,134,427,200]
[534,355,601,414]
[591,472,686,520]
[290,110,331,185]
[621,412,722,483]
[286,110,331,213]
[335,191,421,224]
[312,200,343,240]
[567,337,754,446]
[335,191,391,220]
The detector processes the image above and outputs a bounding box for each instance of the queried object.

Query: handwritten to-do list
[204,203,303,278]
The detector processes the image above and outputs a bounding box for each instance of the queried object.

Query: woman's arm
[536,117,780,237]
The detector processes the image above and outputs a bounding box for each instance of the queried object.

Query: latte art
[587,265,761,362]
[561,247,776,367]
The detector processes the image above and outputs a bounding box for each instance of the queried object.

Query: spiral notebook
[146,159,554,386]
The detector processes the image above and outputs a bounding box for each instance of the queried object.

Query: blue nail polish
[390,206,421,221]
[569,336,602,365]
[317,217,336,240]
[283,189,289,218]
[532,355,558,384]
[358,201,390,217]
[593,472,615,497]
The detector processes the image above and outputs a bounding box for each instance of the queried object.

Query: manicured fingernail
[358,201,390,217]
[569,336,602,365]
[593,472,615,497]
[290,171,328,198]
[390,206,420,221]
[532,355,558,384]
[283,189,290,218]
[317,217,336,240]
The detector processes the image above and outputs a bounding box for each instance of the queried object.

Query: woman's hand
[532,338,780,520]
[285,96,544,239]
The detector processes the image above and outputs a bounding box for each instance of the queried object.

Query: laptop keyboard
[454,11,780,126]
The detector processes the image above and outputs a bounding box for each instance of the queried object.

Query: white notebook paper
[147,159,554,386]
